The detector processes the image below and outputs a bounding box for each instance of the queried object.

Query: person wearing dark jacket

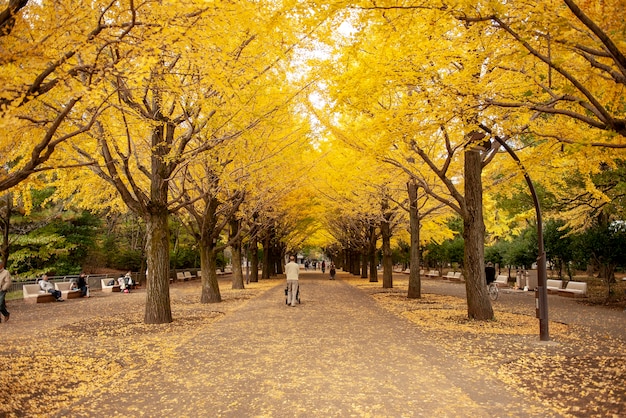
[485,262,496,285]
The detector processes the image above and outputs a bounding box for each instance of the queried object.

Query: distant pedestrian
[0,260,12,322]
[321,260,326,273]
[329,263,336,280]
[285,255,300,307]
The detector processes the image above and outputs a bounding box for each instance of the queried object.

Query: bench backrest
[55,282,75,291]
[176,272,185,280]
[101,278,117,287]
[23,284,44,297]
[184,271,194,279]
[546,279,563,289]
[495,275,508,284]
[566,281,587,292]
[454,272,462,279]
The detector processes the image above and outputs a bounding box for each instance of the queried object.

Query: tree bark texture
[369,225,378,282]
[407,181,421,299]
[200,240,221,303]
[262,233,271,279]
[361,249,368,278]
[250,240,259,282]
[230,220,244,289]
[463,148,494,320]
[381,200,393,289]
[144,211,173,324]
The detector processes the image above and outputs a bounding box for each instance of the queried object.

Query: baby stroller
[285,284,301,304]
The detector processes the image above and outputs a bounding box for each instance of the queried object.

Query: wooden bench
[23,284,55,304]
[101,278,121,293]
[54,282,82,299]
[495,275,508,287]
[558,281,587,297]
[546,279,563,294]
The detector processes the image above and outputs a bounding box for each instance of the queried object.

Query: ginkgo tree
[58,1,323,323]
[0,0,141,193]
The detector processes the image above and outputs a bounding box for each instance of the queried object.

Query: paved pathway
[56,271,560,417]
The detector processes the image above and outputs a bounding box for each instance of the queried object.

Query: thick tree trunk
[230,220,244,289]
[231,242,244,289]
[407,181,421,299]
[351,251,360,275]
[250,239,259,282]
[361,249,368,278]
[0,192,11,265]
[381,203,393,289]
[144,211,173,324]
[262,233,271,279]
[369,225,378,282]
[463,148,494,320]
[200,241,221,303]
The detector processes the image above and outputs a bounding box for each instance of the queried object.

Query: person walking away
[0,260,12,322]
[329,263,336,280]
[285,255,300,307]
[321,260,326,273]
[485,262,496,286]
[39,274,64,301]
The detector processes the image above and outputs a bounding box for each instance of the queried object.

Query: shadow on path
[58,271,559,417]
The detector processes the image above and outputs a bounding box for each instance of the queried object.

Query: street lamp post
[494,137,550,341]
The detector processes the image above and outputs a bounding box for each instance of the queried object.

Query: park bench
[495,275,509,287]
[558,281,588,297]
[183,271,196,280]
[54,282,82,299]
[101,278,121,293]
[453,272,463,281]
[176,272,188,281]
[444,271,455,279]
[402,268,410,274]
[425,270,439,278]
[546,279,563,294]
[22,284,55,304]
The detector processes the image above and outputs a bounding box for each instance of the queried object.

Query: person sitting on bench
[39,274,64,302]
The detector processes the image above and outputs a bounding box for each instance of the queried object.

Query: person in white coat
[285,255,300,307]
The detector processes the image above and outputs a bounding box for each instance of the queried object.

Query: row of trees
[1,1,625,324]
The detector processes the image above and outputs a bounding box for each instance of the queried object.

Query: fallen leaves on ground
[345,276,626,418]
[0,279,278,417]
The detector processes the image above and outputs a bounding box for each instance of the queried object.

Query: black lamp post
[493,137,550,341]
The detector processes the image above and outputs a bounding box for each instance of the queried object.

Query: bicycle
[487,281,499,301]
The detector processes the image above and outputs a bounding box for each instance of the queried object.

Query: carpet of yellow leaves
[0,279,278,417]
[345,276,626,418]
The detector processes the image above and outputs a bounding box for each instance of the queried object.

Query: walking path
[53,271,559,417]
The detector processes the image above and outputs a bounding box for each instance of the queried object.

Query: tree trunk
[200,239,221,303]
[144,211,173,323]
[230,220,244,289]
[463,148,494,320]
[0,192,11,265]
[368,225,378,282]
[381,200,393,289]
[231,242,244,289]
[361,248,368,278]
[351,250,360,275]
[262,233,271,279]
[250,238,259,282]
[407,181,421,299]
